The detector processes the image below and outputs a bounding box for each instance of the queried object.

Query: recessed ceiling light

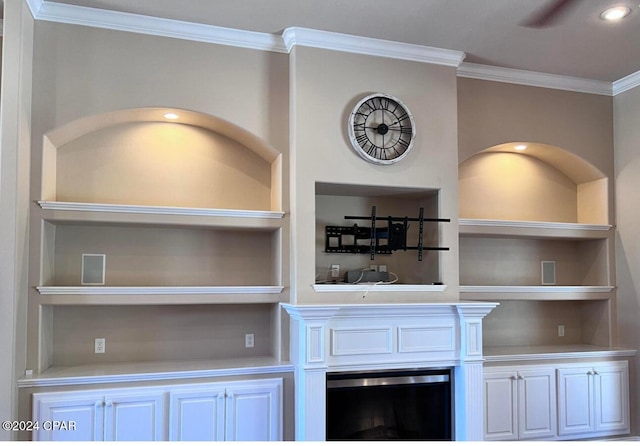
[514,144,527,151]
[600,6,631,21]
[164,112,180,120]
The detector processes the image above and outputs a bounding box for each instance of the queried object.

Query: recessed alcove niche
[314,182,446,290]
[32,108,287,373]
[458,142,616,354]
[41,107,282,210]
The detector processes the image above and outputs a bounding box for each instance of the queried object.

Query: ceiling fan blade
[522,0,578,28]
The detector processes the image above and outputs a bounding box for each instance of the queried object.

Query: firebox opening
[326,368,453,441]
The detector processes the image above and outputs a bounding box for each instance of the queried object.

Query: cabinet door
[224,379,282,441]
[557,367,594,436]
[593,363,629,433]
[169,385,226,441]
[518,368,556,440]
[103,390,166,441]
[484,369,518,441]
[32,392,104,441]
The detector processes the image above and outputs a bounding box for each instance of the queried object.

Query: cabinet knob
[95,401,102,408]
[105,400,113,407]
[517,374,524,380]
[227,391,234,399]
[593,369,599,375]
[587,371,593,375]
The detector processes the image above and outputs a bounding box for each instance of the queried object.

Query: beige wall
[614,84,640,435]
[290,46,460,303]
[31,21,289,201]
[457,78,614,223]
[56,122,272,209]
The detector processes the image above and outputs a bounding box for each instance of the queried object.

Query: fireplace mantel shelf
[282,301,498,319]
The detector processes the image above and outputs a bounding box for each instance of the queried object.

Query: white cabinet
[103,391,166,441]
[557,361,629,438]
[484,366,556,441]
[33,378,283,442]
[33,388,166,441]
[169,379,282,441]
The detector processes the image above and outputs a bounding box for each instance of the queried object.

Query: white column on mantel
[455,304,495,441]
[282,305,340,441]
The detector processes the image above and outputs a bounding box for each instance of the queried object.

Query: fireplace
[282,302,497,441]
[326,368,452,440]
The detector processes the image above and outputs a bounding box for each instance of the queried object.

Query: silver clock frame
[347,93,416,165]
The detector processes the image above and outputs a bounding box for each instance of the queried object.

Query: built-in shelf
[459,218,612,239]
[38,201,285,229]
[460,285,614,301]
[36,286,285,305]
[484,344,637,362]
[312,284,447,293]
[18,357,294,388]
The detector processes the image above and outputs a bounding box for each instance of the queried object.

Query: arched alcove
[41,107,283,211]
[459,142,609,224]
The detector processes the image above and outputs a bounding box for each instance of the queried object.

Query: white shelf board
[461,285,613,293]
[460,285,613,300]
[38,201,284,219]
[36,286,285,305]
[484,344,637,362]
[37,201,285,230]
[312,283,447,293]
[18,357,294,388]
[38,285,284,295]
[459,218,612,239]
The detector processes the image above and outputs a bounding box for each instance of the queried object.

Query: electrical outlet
[378,265,387,273]
[330,264,340,278]
[369,265,378,271]
[558,325,565,337]
[245,333,255,348]
[94,338,106,354]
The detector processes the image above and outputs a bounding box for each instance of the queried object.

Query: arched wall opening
[459,142,609,225]
[40,107,283,211]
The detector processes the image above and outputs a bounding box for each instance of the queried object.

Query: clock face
[348,93,416,165]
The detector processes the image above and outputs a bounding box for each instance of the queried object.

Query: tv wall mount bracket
[324,206,450,260]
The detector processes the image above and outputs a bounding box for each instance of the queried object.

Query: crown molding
[35,1,287,53]
[24,0,44,18]
[613,70,640,96]
[283,27,466,67]
[458,62,613,96]
[26,1,638,92]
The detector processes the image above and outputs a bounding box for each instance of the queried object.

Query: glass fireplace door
[326,368,452,441]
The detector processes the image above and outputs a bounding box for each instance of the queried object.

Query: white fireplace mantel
[282,301,498,441]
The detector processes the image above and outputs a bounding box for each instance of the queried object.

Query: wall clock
[348,93,416,165]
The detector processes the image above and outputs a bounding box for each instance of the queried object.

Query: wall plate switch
[94,338,106,354]
[558,325,565,337]
[378,265,387,273]
[245,333,255,348]
[330,264,340,278]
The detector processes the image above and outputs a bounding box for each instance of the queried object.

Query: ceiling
[40,0,640,82]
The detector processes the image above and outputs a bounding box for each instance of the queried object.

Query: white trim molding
[613,70,640,96]
[458,62,613,96]
[282,27,466,67]
[24,0,44,18]
[35,1,287,53]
